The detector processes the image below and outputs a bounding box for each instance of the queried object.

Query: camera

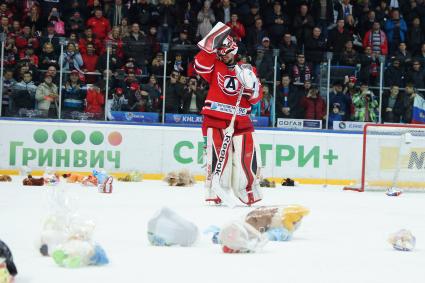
[365,92,372,99]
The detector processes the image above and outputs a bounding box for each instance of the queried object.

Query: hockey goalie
[195,22,263,206]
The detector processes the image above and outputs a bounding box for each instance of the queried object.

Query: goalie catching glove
[235,64,260,101]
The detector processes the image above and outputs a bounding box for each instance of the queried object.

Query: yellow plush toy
[282,205,310,231]
[118,171,143,182]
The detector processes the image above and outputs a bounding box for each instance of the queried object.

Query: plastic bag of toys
[40,188,109,267]
[245,205,310,241]
[219,221,268,253]
[51,216,108,268]
[39,187,76,256]
[147,207,199,247]
[388,229,416,251]
[39,214,70,256]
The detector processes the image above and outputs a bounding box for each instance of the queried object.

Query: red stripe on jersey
[194,66,213,74]
[195,58,213,71]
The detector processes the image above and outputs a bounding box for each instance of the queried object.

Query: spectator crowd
[0,0,424,126]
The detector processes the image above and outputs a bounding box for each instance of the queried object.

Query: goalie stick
[210,64,253,208]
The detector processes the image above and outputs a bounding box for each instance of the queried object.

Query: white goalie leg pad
[205,128,233,202]
[231,132,262,205]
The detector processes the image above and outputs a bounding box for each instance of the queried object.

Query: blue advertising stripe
[302,120,322,129]
[165,114,203,124]
[111,111,160,123]
[251,116,269,127]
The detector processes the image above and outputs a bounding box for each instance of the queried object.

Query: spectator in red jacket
[85,85,105,119]
[363,21,388,56]
[86,8,111,41]
[15,25,39,58]
[82,43,99,83]
[299,86,326,120]
[226,13,246,41]
[79,27,103,56]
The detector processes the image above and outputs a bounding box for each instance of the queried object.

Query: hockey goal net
[344,124,425,192]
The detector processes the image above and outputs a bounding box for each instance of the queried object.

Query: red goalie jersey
[194,50,263,133]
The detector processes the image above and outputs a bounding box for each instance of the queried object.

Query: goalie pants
[205,127,262,205]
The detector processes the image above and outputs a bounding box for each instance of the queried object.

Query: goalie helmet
[217,36,238,57]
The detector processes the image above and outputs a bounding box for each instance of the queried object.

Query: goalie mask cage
[344,124,425,192]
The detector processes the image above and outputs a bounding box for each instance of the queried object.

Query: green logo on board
[9,129,123,169]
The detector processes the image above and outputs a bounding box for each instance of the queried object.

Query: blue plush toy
[93,170,108,184]
[204,226,221,244]
[266,227,293,241]
[90,245,109,265]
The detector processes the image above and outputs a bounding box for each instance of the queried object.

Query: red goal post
[344,123,425,192]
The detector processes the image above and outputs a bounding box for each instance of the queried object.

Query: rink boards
[0,119,363,185]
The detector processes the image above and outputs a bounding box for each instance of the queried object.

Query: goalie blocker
[196,22,263,206]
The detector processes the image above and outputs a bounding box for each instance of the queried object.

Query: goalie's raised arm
[194,22,233,83]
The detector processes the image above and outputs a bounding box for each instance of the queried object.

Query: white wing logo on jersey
[217,73,240,96]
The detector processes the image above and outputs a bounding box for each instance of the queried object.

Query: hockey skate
[205,179,223,205]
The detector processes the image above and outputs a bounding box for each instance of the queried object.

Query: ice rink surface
[1,179,424,283]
